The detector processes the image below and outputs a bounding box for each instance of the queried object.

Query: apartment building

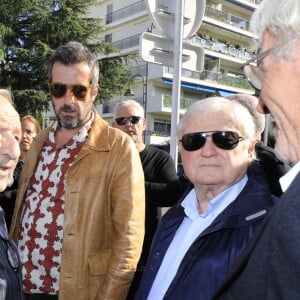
[90,0,261,146]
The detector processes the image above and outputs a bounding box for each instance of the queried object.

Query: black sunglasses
[0,217,20,272]
[115,116,141,125]
[180,131,244,151]
[49,82,91,100]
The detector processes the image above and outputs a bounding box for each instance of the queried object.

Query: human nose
[199,137,218,156]
[124,119,134,126]
[64,89,76,104]
[0,132,20,161]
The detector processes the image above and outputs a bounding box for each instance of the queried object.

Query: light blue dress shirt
[147,175,248,300]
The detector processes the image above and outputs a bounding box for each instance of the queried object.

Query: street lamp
[124,73,148,142]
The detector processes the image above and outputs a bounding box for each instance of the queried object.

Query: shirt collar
[182,175,248,221]
[49,111,94,145]
[279,161,300,192]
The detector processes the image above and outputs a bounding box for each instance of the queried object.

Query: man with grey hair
[135,97,277,299]
[213,0,300,298]
[0,91,24,299]
[0,89,14,104]
[112,99,178,299]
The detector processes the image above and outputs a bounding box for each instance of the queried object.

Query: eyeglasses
[0,217,20,272]
[179,131,244,151]
[48,82,91,100]
[241,46,276,90]
[115,116,141,125]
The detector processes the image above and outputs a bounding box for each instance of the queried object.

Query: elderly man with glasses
[212,0,300,299]
[135,97,277,300]
[112,99,178,299]
[0,91,24,300]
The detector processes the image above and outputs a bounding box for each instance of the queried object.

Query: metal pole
[127,74,147,143]
[169,0,184,171]
[144,64,149,143]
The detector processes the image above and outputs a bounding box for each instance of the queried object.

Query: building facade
[43,0,261,146]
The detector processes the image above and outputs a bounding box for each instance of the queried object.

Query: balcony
[163,95,197,110]
[112,34,140,50]
[205,5,250,31]
[192,35,254,61]
[227,0,262,5]
[165,66,253,91]
[106,0,146,24]
[200,69,252,90]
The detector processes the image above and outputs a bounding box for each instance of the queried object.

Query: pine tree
[0,0,131,116]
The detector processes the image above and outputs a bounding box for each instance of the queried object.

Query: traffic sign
[146,0,206,39]
[140,32,204,72]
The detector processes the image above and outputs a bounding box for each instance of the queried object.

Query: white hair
[226,94,265,139]
[251,0,300,57]
[177,97,256,142]
[113,99,144,118]
[0,89,13,103]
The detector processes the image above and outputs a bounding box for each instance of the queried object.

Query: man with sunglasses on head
[135,97,277,300]
[213,1,300,299]
[0,91,24,300]
[112,99,178,299]
[10,42,145,300]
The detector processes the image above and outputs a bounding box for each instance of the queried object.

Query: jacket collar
[160,161,276,240]
[37,109,112,153]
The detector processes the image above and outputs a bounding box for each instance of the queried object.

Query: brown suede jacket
[10,110,145,300]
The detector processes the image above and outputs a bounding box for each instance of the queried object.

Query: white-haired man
[0,91,24,299]
[213,0,300,299]
[112,99,178,298]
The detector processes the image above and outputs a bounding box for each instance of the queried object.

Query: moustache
[61,105,77,113]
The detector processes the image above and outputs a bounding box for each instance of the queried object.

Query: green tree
[0,0,131,117]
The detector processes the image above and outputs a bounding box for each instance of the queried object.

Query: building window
[106,4,113,24]
[104,34,112,43]
[154,120,171,136]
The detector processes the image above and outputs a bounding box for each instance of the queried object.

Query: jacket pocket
[88,249,111,275]
[88,250,111,299]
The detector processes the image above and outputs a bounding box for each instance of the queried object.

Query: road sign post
[142,0,206,168]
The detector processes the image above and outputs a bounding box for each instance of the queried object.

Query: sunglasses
[0,217,20,272]
[49,82,91,100]
[180,131,244,151]
[115,116,141,125]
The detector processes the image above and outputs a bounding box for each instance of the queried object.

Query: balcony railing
[112,33,255,63]
[106,0,146,24]
[165,67,253,91]
[205,5,250,31]
[233,0,262,4]
[192,35,254,60]
[199,69,253,90]
[106,1,252,32]
[112,34,140,50]
[163,95,197,110]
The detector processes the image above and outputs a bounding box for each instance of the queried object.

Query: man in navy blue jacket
[135,97,278,299]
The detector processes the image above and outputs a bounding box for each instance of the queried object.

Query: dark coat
[135,162,277,300]
[213,171,300,300]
